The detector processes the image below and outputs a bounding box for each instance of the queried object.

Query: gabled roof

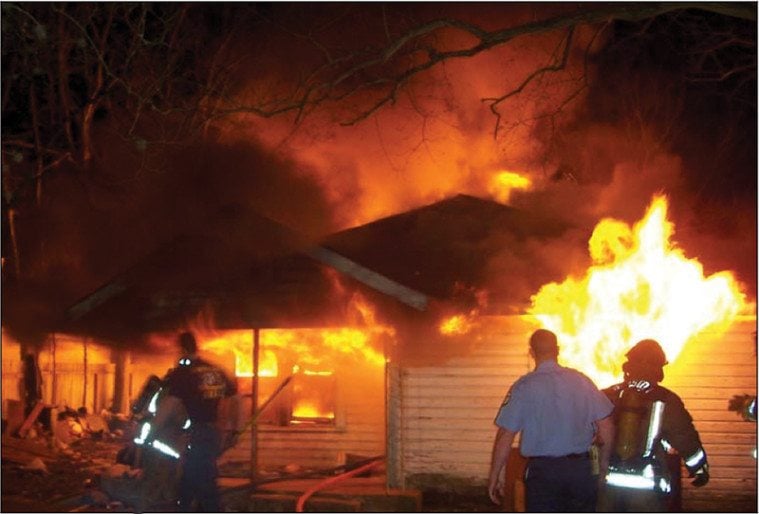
[63,206,428,343]
[320,194,572,313]
[63,194,573,343]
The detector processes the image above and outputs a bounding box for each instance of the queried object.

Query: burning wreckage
[1,194,756,512]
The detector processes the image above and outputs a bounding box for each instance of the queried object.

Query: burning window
[250,368,337,427]
[289,369,336,426]
[196,326,387,428]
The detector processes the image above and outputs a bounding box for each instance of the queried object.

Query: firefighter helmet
[626,339,668,367]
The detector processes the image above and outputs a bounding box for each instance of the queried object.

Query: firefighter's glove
[728,395,752,415]
[691,464,709,488]
[222,430,239,451]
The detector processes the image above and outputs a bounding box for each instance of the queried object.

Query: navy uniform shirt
[495,360,613,457]
[163,357,237,424]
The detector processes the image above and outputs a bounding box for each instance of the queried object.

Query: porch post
[112,349,131,414]
[51,333,57,406]
[251,328,260,483]
[385,362,403,488]
[82,338,88,410]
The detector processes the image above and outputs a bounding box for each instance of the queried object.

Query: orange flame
[439,313,475,335]
[201,333,278,377]
[291,401,335,420]
[177,291,392,377]
[293,402,335,419]
[163,283,395,377]
[290,366,335,421]
[528,194,747,388]
[489,170,532,204]
[194,327,387,377]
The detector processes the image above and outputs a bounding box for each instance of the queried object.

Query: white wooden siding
[397,315,757,511]
[399,316,533,483]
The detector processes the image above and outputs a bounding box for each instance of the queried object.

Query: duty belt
[530,452,589,461]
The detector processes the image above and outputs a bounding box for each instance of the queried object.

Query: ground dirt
[3,434,498,513]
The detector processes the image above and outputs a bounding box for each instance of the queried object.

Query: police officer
[159,331,240,512]
[601,339,709,512]
[488,329,615,512]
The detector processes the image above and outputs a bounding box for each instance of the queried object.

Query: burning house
[2,192,754,511]
[319,193,757,511]
[1,4,756,512]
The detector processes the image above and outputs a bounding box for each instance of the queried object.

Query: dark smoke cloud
[2,128,335,346]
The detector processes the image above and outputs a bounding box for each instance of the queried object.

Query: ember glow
[528,194,748,387]
[488,171,533,204]
[439,313,476,336]
[291,402,334,421]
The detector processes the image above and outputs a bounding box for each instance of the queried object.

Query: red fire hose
[295,457,385,512]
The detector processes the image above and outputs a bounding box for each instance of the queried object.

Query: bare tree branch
[209,2,753,128]
[483,27,576,139]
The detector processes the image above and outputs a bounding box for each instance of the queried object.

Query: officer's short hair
[179,331,198,354]
[529,329,559,357]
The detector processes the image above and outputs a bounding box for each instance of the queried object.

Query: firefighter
[159,331,240,512]
[599,339,709,512]
[100,374,189,512]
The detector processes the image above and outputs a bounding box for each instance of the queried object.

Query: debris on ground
[1,435,126,512]
[1,409,138,513]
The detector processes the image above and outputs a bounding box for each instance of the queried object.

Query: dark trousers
[178,424,222,512]
[525,454,597,512]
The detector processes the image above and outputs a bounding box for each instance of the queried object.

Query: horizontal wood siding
[662,318,756,508]
[400,316,533,484]
[399,316,757,511]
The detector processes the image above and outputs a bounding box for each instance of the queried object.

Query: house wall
[223,357,386,471]
[1,332,115,416]
[393,316,533,489]
[395,315,757,511]
[662,317,757,512]
[2,328,387,472]
[34,333,387,472]
[1,333,23,406]
[128,351,176,407]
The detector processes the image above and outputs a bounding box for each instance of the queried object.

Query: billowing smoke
[2,132,336,346]
[3,4,754,350]
[219,7,755,305]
